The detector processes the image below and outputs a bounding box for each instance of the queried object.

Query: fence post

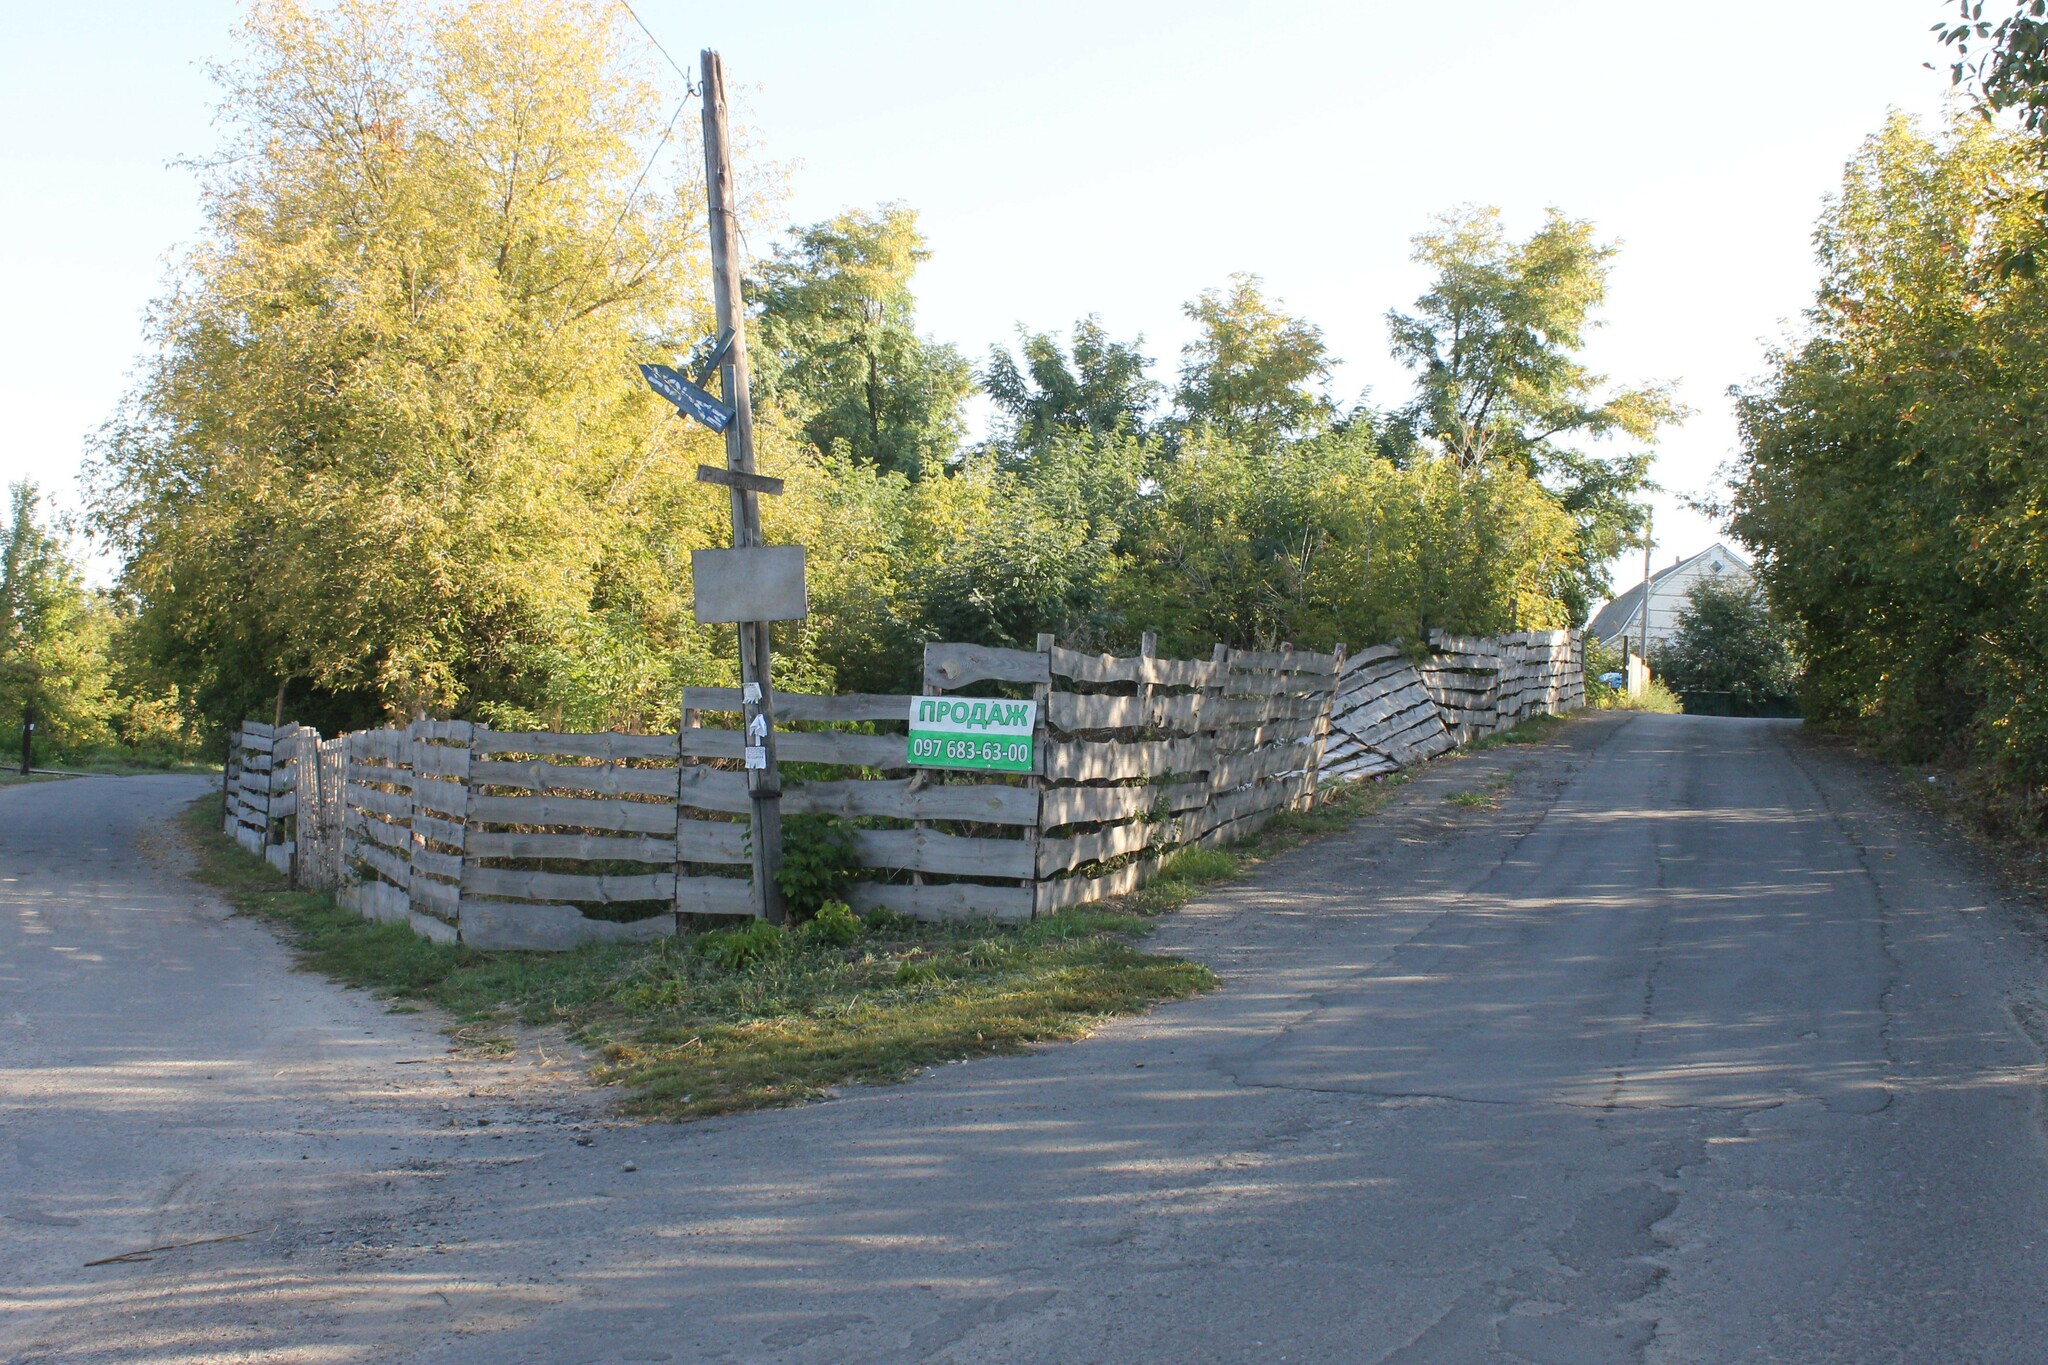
[1026,632,1055,916]
[405,719,468,942]
[1304,643,1345,806]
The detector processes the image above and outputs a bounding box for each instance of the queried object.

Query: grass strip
[178,750,1436,1122]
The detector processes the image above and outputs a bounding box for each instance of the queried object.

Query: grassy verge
[178,763,1423,1121]
[0,771,71,787]
[184,800,1226,1119]
[1466,712,1567,751]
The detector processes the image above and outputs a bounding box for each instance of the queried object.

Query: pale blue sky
[3,1,1953,600]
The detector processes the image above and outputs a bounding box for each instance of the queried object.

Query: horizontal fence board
[1146,655,1225,686]
[348,783,412,820]
[457,901,675,950]
[1047,646,1141,684]
[1212,749,1310,789]
[676,765,750,814]
[850,828,1033,880]
[1044,737,1206,783]
[411,846,462,882]
[1049,692,1147,731]
[467,831,677,863]
[847,880,1032,922]
[1038,816,1163,877]
[410,874,460,912]
[410,719,473,743]
[1041,779,1208,827]
[925,642,1050,688]
[787,776,1038,825]
[269,790,297,818]
[1048,691,1206,734]
[412,745,471,779]
[352,813,411,852]
[411,812,466,849]
[682,688,914,723]
[678,728,908,769]
[412,776,467,819]
[353,840,410,888]
[676,766,1035,825]
[470,759,679,799]
[675,875,754,916]
[472,731,677,762]
[349,730,410,763]
[1034,853,1166,915]
[676,819,750,865]
[469,793,675,835]
[462,866,676,904]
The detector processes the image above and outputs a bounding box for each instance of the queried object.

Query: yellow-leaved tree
[89,0,814,732]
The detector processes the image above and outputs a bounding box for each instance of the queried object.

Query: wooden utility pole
[700,49,786,922]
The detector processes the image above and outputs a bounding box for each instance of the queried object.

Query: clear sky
[2,1,1954,604]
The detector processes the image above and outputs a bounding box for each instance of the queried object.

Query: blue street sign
[639,362,735,432]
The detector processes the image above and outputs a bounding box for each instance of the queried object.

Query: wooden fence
[227,629,1581,948]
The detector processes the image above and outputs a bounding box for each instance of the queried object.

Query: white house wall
[1607,547,1753,650]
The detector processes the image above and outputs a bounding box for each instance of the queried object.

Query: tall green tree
[1732,111,2048,788]
[1937,0,2048,272]
[1173,274,1337,444]
[1111,430,1580,655]
[982,316,1159,458]
[1386,206,1680,618]
[0,483,116,756]
[750,204,972,479]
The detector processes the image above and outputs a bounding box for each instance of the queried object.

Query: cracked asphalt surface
[6,712,2048,1363]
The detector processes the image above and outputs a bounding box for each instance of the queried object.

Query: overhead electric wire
[616,0,694,92]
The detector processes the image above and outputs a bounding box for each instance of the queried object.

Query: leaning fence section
[240,627,1583,949]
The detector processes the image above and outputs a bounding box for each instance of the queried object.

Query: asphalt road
[5,714,2047,1364]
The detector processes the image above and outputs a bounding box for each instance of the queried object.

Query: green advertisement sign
[907,695,1036,773]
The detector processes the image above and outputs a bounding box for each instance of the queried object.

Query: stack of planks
[222,720,309,873]
[1420,634,1505,744]
[222,721,273,855]
[1321,645,1456,781]
[1031,638,1222,914]
[1030,639,1342,914]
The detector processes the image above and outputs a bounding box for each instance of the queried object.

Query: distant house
[1587,542,1753,651]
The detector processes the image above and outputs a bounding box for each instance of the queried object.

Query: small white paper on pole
[744,745,768,770]
[746,713,768,740]
[742,681,762,704]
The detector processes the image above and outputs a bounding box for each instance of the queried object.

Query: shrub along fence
[228,629,1581,949]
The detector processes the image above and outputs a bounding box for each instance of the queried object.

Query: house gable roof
[1585,542,1751,642]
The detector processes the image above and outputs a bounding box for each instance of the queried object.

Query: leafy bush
[892,960,941,987]
[800,899,863,947]
[700,919,787,971]
[773,813,861,920]
[1650,578,1798,712]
